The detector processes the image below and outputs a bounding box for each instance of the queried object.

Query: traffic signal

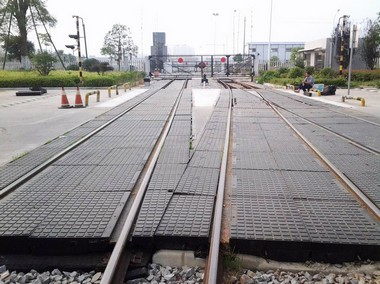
[65,45,75,49]
[69,34,78,39]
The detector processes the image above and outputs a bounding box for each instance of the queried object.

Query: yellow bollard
[85,90,100,106]
[361,98,365,107]
[123,83,130,92]
[317,91,321,96]
[108,85,118,97]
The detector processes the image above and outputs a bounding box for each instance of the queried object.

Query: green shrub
[30,51,57,76]
[82,58,100,72]
[347,69,380,81]
[0,70,144,88]
[277,67,289,75]
[66,64,79,71]
[266,77,347,88]
[270,78,300,86]
[288,67,304,78]
[318,68,338,79]
[305,66,315,75]
[257,77,265,84]
[314,78,346,87]
[83,76,114,87]
[258,70,279,83]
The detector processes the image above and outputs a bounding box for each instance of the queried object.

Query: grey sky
[43,0,379,56]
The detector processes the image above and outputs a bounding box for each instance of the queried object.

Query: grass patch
[11,151,28,161]
[222,246,242,272]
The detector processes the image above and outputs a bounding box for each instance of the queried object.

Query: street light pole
[81,18,88,59]
[268,0,273,70]
[233,10,236,55]
[213,13,219,55]
[243,16,246,60]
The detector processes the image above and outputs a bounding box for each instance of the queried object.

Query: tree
[270,55,280,63]
[83,58,101,72]
[361,13,380,70]
[290,47,304,68]
[233,53,243,63]
[0,0,57,68]
[30,51,57,75]
[0,35,35,61]
[101,24,138,71]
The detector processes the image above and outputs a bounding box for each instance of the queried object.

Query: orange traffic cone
[74,86,84,108]
[59,86,72,109]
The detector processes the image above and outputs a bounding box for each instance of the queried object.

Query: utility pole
[339,15,348,79]
[329,9,340,68]
[243,17,246,60]
[81,18,88,59]
[72,15,83,84]
[268,0,273,70]
[233,10,236,54]
[347,24,358,96]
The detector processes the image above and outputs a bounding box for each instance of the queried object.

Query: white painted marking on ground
[192,89,220,107]
[95,89,148,108]
[191,89,221,147]
[279,89,354,109]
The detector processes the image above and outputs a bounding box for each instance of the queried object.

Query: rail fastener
[341,95,365,107]
[108,85,119,98]
[85,90,100,106]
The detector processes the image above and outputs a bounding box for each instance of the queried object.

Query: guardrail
[85,90,100,106]
[109,79,144,98]
[108,85,119,97]
[342,95,365,107]
[122,83,131,92]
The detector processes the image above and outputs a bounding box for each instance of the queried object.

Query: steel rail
[273,105,380,155]
[0,82,172,199]
[205,86,233,284]
[269,88,380,128]
[100,81,188,284]
[260,89,380,155]
[255,90,380,219]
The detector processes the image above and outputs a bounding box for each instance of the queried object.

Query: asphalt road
[0,86,147,166]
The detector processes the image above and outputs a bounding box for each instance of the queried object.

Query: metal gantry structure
[147,54,256,78]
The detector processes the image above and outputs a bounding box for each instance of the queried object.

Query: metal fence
[258,60,294,71]
[1,57,148,73]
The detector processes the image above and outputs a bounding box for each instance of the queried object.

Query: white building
[299,38,367,69]
[248,42,305,63]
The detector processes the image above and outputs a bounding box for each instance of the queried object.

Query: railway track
[0,80,175,195]
[100,80,190,283]
[0,79,192,275]
[220,79,379,218]
[0,78,379,283]
[258,91,379,218]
